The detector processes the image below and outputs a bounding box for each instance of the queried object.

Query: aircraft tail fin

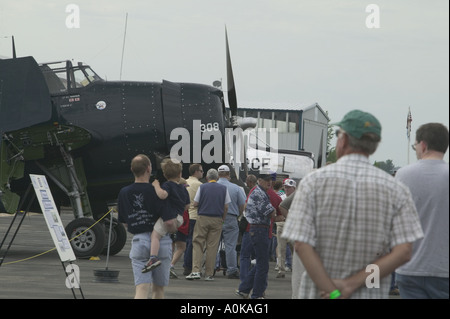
[0,56,52,133]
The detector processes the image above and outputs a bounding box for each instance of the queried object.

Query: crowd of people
[118,109,448,300]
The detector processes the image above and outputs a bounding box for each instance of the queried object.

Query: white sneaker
[204,276,214,281]
[235,290,249,299]
[186,272,201,280]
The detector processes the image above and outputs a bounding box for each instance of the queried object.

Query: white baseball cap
[218,165,230,172]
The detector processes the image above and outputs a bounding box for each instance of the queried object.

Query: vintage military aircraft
[0,31,314,258]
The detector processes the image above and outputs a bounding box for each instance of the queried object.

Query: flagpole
[407,131,410,165]
[407,107,412,165]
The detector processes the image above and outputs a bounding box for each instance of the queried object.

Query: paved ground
[0,212,293,300]
[0,212,432,318]
[0,210,408,316]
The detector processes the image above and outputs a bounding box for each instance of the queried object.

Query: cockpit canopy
[39,60,102,95]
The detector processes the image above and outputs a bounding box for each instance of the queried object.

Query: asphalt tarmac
[1,210,408,318]
[0,211,293,300]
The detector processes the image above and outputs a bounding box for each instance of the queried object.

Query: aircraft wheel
[102,217,127,256]
[65,217,106,258]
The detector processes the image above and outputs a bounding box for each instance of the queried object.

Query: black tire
[102,217,127,256]
[65,217,106,258]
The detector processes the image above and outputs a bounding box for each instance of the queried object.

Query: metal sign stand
[93,210,120,283]
[63,260,84,299]
[0,176,85,299]
[0,184,35,267]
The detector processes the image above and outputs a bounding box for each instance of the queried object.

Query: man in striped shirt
[283,110,424,299]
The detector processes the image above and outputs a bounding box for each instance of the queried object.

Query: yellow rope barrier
[2,208,116,266]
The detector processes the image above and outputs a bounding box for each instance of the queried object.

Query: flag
[406,108,412,138]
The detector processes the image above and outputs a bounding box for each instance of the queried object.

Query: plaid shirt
[282,154,424,299]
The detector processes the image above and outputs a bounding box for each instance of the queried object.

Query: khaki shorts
[153,214,183,237]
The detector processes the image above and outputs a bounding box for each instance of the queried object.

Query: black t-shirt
[117,182,169,234]
[162,181,190,219]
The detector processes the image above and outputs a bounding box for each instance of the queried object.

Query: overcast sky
[0,0,448,167]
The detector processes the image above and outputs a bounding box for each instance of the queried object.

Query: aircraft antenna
[12,36,17,58]
[119,13,128,80]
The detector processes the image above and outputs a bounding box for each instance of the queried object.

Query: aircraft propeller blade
[225,27,250,180]
[225,27,238,127]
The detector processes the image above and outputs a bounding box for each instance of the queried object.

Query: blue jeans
[390,272,397,290]
[269,236,277,260]
[239,231,254,282]
[285,244,292,268]
[222,214,239,275]
[183,219,196,270]
[396,273,449,299]
[238,225,270,298]
[130,233,172,286]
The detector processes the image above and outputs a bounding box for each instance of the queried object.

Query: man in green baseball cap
[282,109,424,299]
[332,109,381,139]
[332,109,382,158]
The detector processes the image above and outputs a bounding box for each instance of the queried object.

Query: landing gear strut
[36,145,126,258]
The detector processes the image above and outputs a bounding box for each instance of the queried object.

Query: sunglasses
[335,129,346,138]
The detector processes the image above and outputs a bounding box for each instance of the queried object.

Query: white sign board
[30,174,76,262]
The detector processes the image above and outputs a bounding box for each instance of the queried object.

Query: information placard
[30,174,76,262]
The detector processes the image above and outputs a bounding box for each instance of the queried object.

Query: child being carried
[142,159,190,273]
